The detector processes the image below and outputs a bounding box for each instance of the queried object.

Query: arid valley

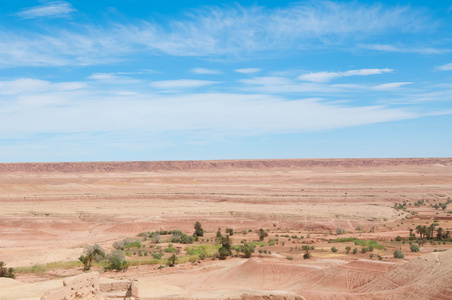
[1,158,452,299]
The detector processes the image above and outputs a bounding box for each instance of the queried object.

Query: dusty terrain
[0,158,451,299]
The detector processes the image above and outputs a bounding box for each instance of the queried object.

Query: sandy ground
[0,158,451,299]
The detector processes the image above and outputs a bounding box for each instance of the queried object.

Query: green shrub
[393,249,404,259]
[164,244,176,253]
[331,247,338,253]
[105,251,128,271]
[79,244,106,271]
[410,244,420,252]
[237,243,255,258]
[0,262,15,279]
[152,252,163,260]
[336,227,345,235]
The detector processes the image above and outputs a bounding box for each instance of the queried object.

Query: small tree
[331,247,338,253]
[302,245,313,259]
[393,249,404,259]
[193,222,204,237]
[217,235,232,260]
[166,254,178,267]
[226,228,234,236]
[258,228,268,241]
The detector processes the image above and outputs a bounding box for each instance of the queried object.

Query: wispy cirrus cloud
[0,2,434,67]
[235,68,261,74]
[373,82,413,90]
[88,73,142,84]
[150,79,220,90]
[0,78,85,95]
[437,63,452,71]
[0,78,417,138]
[360,44,450,54]
[191,68,222,74]
[299,69,393,83]
[16,1,76,19]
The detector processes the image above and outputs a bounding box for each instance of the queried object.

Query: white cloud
[88,73,142,84]
[0,2,433,66]
[239,76,356,94]
[360,44,450,55]
[0,78,85,95]
[17,1,76,19]
[235,68,261,74]
[299,69,393,82]
[373,82,413,90]
[437,63,452,71]
[0,79,417,138]
[191,68,222,74]
[150,79,219,90]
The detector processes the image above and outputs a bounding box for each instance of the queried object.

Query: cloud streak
[150,79,220,90]
[299,69,393,82]
[16,1,76,19]
[437,63,452,71]
[0,78,421,140]
[191,68,222,74]
[373,82,413,90]
[0,2,433,67]
[360,44,450,55]
[235,68,261,74]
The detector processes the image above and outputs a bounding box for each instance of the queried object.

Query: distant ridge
[0,158,451,173]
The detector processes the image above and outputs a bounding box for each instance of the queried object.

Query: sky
[0,0,451,162]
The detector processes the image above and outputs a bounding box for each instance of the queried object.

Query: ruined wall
[40,272,103,300]
[40,272,138,300]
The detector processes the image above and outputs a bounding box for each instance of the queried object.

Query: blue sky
[0,0,451,162]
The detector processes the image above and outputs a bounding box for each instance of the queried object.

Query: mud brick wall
[40,272,103,300]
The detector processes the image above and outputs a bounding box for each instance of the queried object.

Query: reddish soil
[0,158,451,299]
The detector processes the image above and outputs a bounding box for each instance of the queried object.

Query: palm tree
[428,224,437,239]
[437,227,444,240]
[422,225,429,239]
[416,225,425,239]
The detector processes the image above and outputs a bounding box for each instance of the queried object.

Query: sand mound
[194,257,398,296]
[354,249,452,299]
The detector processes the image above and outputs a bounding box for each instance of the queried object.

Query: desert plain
[1,158,452,299]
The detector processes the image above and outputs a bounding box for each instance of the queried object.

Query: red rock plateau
[0,158,452,299]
